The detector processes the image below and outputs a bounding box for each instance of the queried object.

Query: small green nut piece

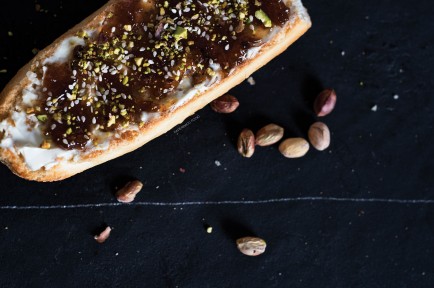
[76,30,88,38]
[134,57,144,67]
[255,9,272,28]
[107,115,116,127]
[36,114,48,122]
[173,26,188,42]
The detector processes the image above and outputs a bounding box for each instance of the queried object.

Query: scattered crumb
[393,94,399,100]
[206,226,213,233]
[139,166,143,169]
[371,105,378,112]
[94,226,111,243]
[341,51,345,56]
[7,31,13,37]
[179,167,186,173]
[156,186,160,189]
[32,48,39,55]
[214,160,221,167]
[247,76,256,86]
[115,252,119,256]
[0,69,7,73]
[4,227,8,230]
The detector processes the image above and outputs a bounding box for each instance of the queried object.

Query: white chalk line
[1,196,434,210]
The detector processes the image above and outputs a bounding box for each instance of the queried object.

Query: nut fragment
[255,124,284,146]
[314,89,337,117]
[40,140,51,149]
[308,122,330,151]
[237,129,255,158]
[236,237,267,256]
[210,94,239,113]
[235,21,245,33]
[94,226,111,243]
[279,138,310,158]
[116,180,143,203]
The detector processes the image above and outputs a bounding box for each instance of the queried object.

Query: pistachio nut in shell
[314,89,337,117]
[255,124,284,146]
[237,129,255,157]
[236,237,267,256]
[308,122,330,151]
[279,137,310,158]
[210,94,239,113]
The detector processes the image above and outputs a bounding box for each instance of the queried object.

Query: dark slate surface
[0,0,433,287]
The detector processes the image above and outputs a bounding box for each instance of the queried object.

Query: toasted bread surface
[0,0,311,181]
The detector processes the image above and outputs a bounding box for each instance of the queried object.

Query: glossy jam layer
[30,0,290,150]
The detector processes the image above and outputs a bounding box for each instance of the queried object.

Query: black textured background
[0,0,434,287]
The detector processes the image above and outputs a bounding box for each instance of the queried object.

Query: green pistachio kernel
[173,26,188,42]
[36,115,48,122]
[255,9,272,28]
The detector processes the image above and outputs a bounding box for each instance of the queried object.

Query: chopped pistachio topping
[36,115,48,122]
[107,115,116,127]
[173,26,188,42]
[76,30,88,38]
[31,0,288,150]
[255,9,272,28]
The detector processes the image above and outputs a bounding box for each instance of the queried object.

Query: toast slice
[0,0,311,181]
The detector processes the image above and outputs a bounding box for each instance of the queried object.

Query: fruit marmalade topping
[29,0,289,150]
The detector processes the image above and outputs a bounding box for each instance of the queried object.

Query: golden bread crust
[0,0,311,181]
